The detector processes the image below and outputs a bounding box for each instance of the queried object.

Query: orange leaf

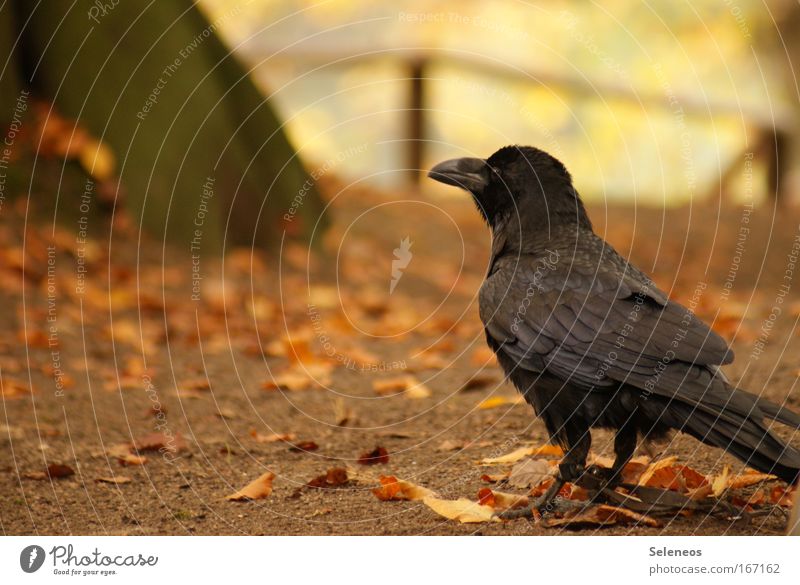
[423,496,497,523]
[225,472,275,501]
[372,475,434,501]
[358,446,389,465]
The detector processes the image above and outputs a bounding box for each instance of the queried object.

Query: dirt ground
[1,184,799,535]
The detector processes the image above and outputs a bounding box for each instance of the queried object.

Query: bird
[429,145,800,517]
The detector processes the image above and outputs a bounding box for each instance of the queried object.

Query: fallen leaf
[460,374,499,392]
[711,466,731,497]
[727,471,777,490]
[423,496,497,523]
[333,397,354,426]
[637,456,678,486]
[508,458,556,488]
[543,504,660,528]
[289,440,319,452]
[470,346,497,366]
[358,446,390,465]
[477,395,525,410]
[477,488,529,511]
[480,471,510,483]
[437,439,466,452]
[373,375,431,399]
[107,443,147,466]
[133,432,186,454]
[178,378,210,392]
[770,485,796,507]
[95,476,132,485]
[641,463,708,492]
[24,463,75,480]
[0,377,32,399]
[250,430,296,443]
[225,471,276,501]
[307,467,350,489]
[481,444,563,465]
[372,475,435,501]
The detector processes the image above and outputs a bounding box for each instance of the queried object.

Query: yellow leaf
[477,395,525,409]
[79,138,116,182]
[372,475,435,501]
[711,466,730,497]
[480,443,563,465]
[423,496,497,523]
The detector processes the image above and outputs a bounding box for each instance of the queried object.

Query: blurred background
[202,0,800,207]
[2,1,800,536]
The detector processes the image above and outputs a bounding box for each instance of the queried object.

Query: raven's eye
[490,166,501,176]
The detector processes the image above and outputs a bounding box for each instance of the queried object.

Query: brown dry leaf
[543,504,660,528]
[372,475,435,501]
[460,373,499,392]
[373,375,431,399]
[24,463,75,480]
[358,446,389,465]
[262,370,315,391]
[307,467,350,488]
[727,470,777,490]
[250,430,296,443]
[481,443,563,465]
[637,456,678,486]
[0,377,33,399]
[437,439,466,452]
[641,463,708,492]
[711,466,731,497]
[225,471,276,501]
[470,346,497,366]
[423,496,497,523]
[477,488,529,511]
[686,484,714,501]
[332,397,354,427]
[477,395,525,410]
[769,485,796,507]
[178,378,210,392]
[289,440,319,452]
[480,471,510,483]
[95,476,132,485]
[262,362,333,392]
[508,458,557,489]
[133,432,186,454]
[107,443,147,466]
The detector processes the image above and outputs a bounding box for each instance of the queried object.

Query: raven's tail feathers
[651,390,800,485]
[755,396,800,429]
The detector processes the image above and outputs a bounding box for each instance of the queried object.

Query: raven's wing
[479,249,733,401]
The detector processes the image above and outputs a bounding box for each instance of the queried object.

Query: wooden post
[407,58,426,185]
[766,127,789,203]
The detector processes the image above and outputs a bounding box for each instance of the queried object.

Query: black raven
[429,145,800,515]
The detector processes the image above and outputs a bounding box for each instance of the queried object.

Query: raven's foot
[600,484,752,522]
[497,477,565,520]
[580,464,623,491]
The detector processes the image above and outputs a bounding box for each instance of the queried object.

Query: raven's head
[428,145,590,230]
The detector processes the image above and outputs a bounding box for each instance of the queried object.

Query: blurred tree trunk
[0,0,326,250]
[774,3,800,203]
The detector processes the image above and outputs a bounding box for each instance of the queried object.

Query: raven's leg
[586,416,638,489]
[610,419,638,483]
[499,425,591,520]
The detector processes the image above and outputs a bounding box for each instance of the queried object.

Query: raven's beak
[428,157,490,194]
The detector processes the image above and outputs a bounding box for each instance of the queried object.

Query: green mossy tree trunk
[0,0,326,250]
